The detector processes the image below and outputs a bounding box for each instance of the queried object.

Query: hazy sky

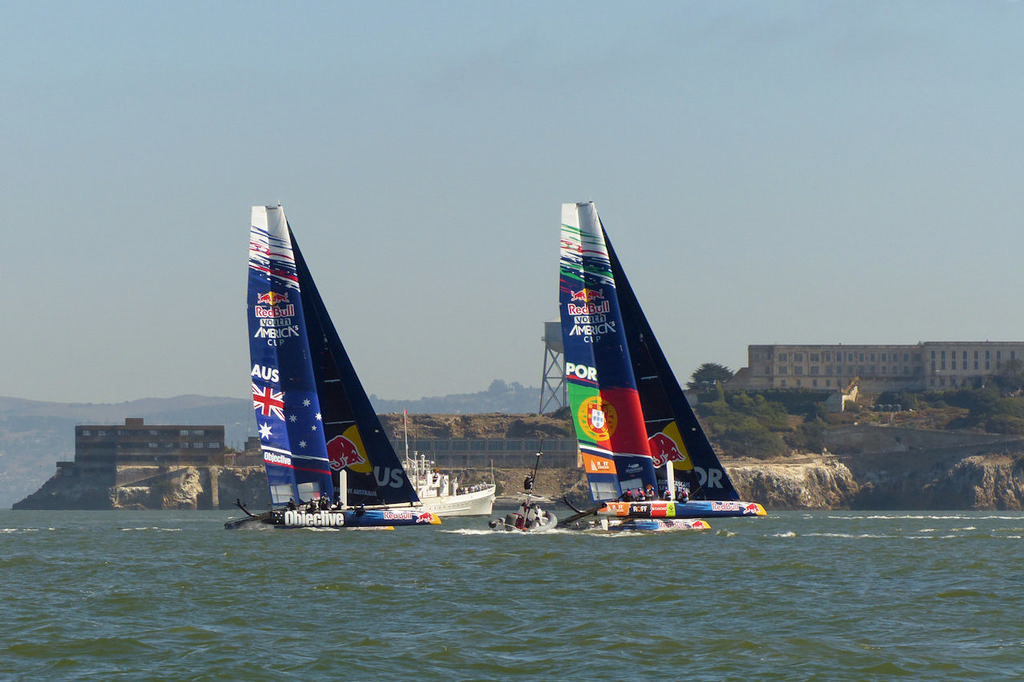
[5,1,1024,405]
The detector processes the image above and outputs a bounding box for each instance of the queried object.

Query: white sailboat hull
[412,484,496,517]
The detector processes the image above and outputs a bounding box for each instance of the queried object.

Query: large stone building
[737,342,1024,393]
[59,417,226,486]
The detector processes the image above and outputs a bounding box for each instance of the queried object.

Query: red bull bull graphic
[256,291,290,306]
[255,291,294,319]
[648,423,693,469]
[571,287,604,302]
[327,434,366,471]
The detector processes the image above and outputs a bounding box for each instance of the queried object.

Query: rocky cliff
[729,457,861,510]
[16,452,1024,512]
[15,410,1024,511]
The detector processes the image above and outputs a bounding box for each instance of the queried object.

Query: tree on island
[687,362,734,390]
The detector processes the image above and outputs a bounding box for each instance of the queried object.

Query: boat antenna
[526,450,542,494]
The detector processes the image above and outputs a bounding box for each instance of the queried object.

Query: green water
[2,510,1022,681]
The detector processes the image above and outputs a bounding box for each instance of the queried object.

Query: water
[2,510,1023,681]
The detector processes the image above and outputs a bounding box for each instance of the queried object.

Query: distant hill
[370,380,541,414]
[0,382,545,509]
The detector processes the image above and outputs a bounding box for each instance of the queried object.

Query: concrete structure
[59,417,226,485]
[738,342,1024,393]
[539,319,567,413]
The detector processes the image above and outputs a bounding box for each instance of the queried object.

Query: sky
[4,1,1024,405]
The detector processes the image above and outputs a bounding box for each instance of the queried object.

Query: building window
[810,353,819,362]
[778,353,788,361]
[794,353,803,361]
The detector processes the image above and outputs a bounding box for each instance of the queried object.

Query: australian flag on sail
[248,205,334,505]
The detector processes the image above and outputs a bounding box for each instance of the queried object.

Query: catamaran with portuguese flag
[557,202,766,532]
[226,205,440,530]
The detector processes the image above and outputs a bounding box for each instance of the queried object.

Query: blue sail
[248,205,421,508]
[248,206,334,505]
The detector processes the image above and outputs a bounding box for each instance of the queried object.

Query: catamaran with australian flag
[556,202,766,532]
[225,205,440,530]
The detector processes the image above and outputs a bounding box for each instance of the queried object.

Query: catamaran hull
[224,508,441,530]
[600,500,766,519]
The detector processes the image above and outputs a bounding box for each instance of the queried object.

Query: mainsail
[248,205,419,508]
[559,202,659,502]
[559,201,761,514]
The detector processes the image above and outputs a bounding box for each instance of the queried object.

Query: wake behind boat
[225,205,440,530]
[555,202,766,532]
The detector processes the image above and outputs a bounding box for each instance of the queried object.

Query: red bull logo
[571,287,604,302]
[327,435,366,471]
[257,291,290,306]
[566,288,611,317]
[255,290,295,319]
[649,432,687,468]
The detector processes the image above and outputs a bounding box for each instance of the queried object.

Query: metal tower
[538,320,566,413]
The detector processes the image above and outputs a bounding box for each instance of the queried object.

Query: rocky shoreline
[14,448,1024,512]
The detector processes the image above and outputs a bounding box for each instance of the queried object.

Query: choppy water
[2,509,1023,681]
